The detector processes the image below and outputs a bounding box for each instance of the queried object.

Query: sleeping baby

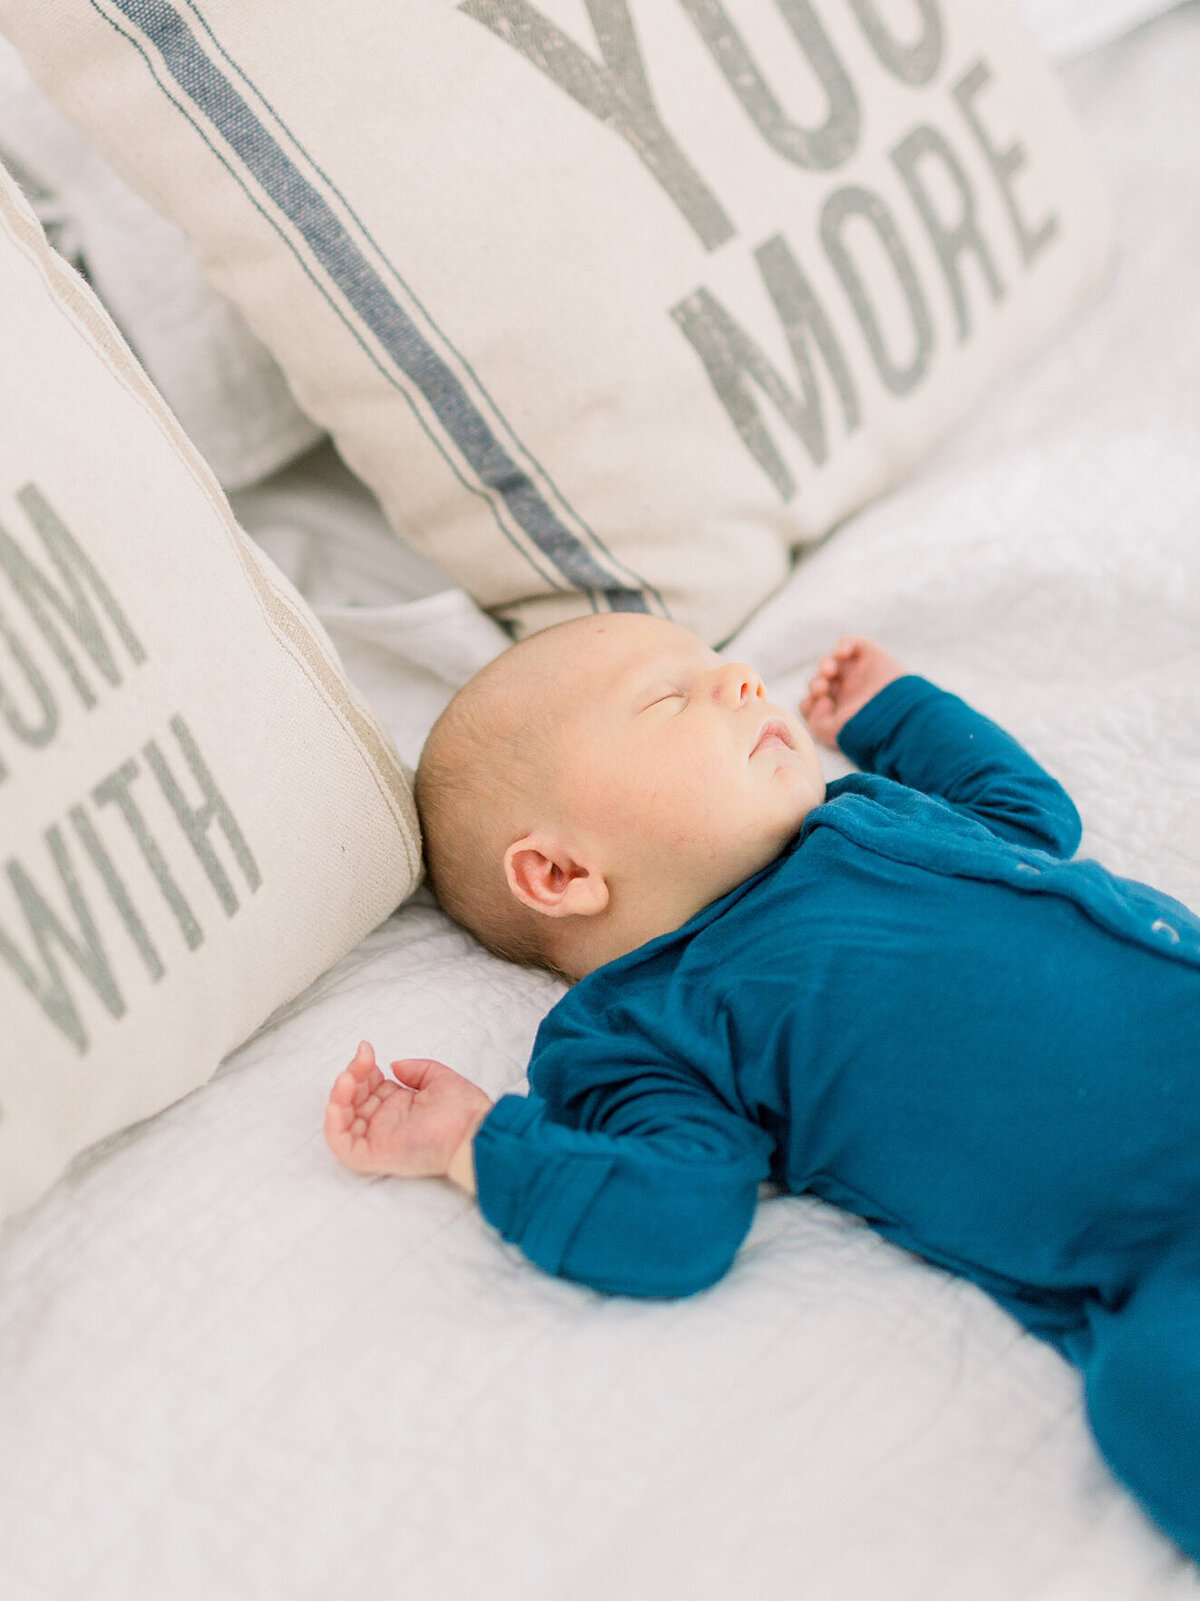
[324,613,1200,1561]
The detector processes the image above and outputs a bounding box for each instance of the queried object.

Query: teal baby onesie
[473,676,1200,1557]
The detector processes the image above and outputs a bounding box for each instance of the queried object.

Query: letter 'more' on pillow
[0,1,1113,644]
[0,165,420,1222]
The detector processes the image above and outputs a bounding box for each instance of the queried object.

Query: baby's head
[416,614,825,979]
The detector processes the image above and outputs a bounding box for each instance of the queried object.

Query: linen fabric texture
[0,0,1113,643]
[0,34,323,491]
[0,166,421,1221]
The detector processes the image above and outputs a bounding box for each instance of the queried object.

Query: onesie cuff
[473,1094,617,1277]
[837,675,939,767]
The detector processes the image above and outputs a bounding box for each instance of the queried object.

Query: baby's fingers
[817,638,860,675]
[349,1039,376,1074]
[329,1043,384,1109]
[335,1040,378,1090]
[328,1066,363,1108]
[323,1093,356,1148]
[390,1057,454,1091]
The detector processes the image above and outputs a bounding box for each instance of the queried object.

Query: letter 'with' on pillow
[0,164,421,1222]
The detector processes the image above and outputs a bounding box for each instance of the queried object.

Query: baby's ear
[504,834,608,919]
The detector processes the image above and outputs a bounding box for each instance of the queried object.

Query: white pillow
[0,34,323,491]
[0,0,1114,643]
[0,164,421,1221]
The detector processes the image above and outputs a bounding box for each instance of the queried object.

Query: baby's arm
[326,1039,773,1300]
[474,1044,775,1299]
[324,1041,491,1194]
[801,636,1082,857]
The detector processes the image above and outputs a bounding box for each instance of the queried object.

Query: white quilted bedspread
[3,11,1200,1599]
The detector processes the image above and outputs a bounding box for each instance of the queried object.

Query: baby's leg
[1076,1255,1200,1563]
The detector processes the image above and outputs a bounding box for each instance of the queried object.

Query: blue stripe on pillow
[93,0,657,614]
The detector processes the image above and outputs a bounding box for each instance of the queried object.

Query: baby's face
[543,616,825,900]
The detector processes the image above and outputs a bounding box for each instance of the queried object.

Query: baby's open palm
[324,1042,490,1179]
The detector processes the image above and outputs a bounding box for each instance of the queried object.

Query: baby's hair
[415,633,570,978]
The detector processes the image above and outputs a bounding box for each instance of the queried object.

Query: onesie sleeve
[837,676,1082,857]
[472,1037,774,1299]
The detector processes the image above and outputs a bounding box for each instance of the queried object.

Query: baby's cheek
[649,769,710,842]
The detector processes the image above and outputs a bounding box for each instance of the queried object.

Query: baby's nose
[716,661,765,705]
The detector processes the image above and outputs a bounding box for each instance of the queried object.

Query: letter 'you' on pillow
[0,166,420,1223]
[0,1,1113,644]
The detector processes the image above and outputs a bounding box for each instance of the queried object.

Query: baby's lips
[751,715,796,757]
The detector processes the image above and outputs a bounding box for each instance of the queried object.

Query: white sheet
[1017,0,1189,58]
[3,10,1200,1598]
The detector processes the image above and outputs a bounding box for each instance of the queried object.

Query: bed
[2,5,1200,1597]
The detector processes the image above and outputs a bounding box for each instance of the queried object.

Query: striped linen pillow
[0,1,1112,643]
[0,164,420,1221]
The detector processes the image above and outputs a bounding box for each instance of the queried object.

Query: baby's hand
[800,636,905,748]
[324,1041,492,1192]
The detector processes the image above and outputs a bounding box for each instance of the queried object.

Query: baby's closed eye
[641,690,686,711]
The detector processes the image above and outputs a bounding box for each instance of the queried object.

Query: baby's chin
[768,742,826,814]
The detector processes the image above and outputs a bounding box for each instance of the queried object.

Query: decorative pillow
[0,34,323,491]
[0,165,420,1222]
[0,0,1113,643]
